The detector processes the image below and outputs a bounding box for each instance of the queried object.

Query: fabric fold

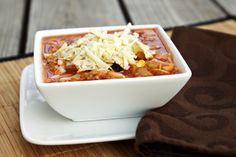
[135,27,236,157]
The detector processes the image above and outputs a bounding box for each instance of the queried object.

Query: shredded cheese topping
[54,23,155,71]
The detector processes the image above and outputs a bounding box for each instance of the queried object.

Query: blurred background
[0,0,235,58]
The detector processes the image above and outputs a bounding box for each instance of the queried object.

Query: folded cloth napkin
[135,27,236,157]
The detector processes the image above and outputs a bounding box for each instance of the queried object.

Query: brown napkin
[135,27,236,157]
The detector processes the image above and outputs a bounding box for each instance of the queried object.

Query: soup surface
[42,27,179,83]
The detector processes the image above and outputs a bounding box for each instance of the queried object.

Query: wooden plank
[26,0,126,52]
[0,0,24,57]
[123,0,226,27]
[216,0,236,16]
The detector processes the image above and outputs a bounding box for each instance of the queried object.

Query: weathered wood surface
[217,0,236,16]
[0,0,24,57]
[124,0,226,27]
[26,0,126,52]
[0,20,236,157]
[0,0,236,57]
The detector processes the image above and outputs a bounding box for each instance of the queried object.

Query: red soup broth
[41,28,180,83]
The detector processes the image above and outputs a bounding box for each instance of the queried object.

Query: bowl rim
[34,24,192,87]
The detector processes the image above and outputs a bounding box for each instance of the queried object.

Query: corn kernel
[162,64,174,71]
[136,60,146,67]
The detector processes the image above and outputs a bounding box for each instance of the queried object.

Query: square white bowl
[34,24,191,121]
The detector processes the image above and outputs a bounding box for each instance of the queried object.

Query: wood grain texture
[167,20,236,36]
[216,0,236,16]
[198,19,236,35]
[0,0,24,57]
[124,0,226,27]
[0,20,236,156]
[26,0,126,52]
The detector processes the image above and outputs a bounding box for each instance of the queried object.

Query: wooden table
[0,20,235,157]
[1,0,236,58]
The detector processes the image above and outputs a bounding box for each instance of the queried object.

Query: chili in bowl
[34,24,191,121]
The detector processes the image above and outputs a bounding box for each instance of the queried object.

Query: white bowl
[34,25,191,121]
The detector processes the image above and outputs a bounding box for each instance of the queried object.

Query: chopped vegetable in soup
[42,25,179,83]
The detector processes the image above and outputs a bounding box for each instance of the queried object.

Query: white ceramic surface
[34,24,192,121]
[20,64,141,145]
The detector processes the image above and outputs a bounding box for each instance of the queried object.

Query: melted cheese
[55,23,155,71]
